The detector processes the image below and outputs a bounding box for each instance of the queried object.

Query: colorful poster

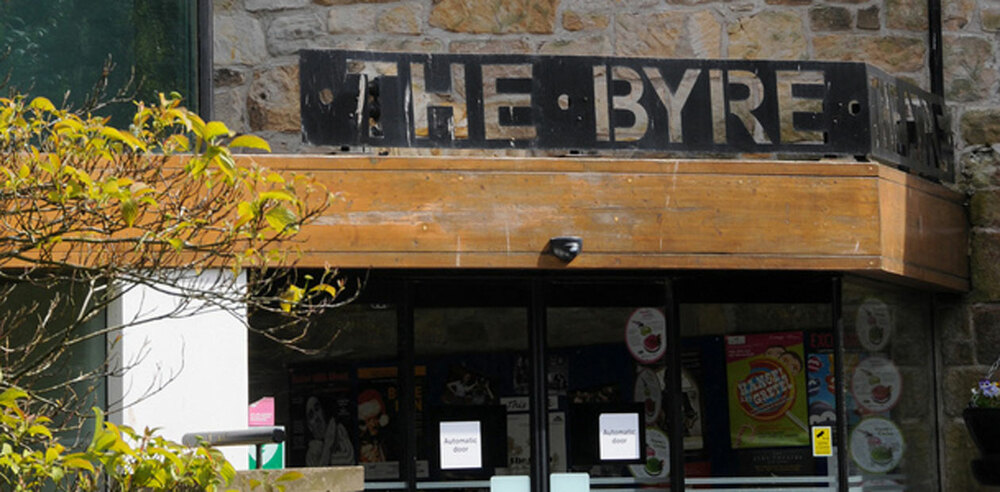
[287,366,356,468]
[725,332,809,448]
[356,365,426,480]
[357,366,399,479]
[805,332,836,427]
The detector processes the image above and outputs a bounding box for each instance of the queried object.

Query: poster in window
[356,365,426,480]
[288,365,356,468]
[805,332,836,427]
[725,332,809,448]
[357,366,398,479]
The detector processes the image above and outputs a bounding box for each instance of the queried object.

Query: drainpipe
[928,0,943,97]
[198,0,213,120]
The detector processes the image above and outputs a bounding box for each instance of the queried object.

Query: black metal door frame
[387,270,838,491]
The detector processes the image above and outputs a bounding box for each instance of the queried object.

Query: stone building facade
[211,0,998,489]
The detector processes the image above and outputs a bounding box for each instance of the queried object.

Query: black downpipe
[665,280,685,489]
[197,0,213,119]
[529,279,550,492]
[832,276,849,492]
[928,0,944,96]
[399,281,417,490]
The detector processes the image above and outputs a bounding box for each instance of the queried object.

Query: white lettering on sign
[599,413,640,461]
[440,421,483,470]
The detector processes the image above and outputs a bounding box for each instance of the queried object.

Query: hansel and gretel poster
[726,332,809,448]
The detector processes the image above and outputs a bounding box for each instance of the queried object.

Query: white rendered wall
[107,271,249,469]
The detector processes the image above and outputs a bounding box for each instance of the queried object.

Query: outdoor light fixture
[549,236,582,262]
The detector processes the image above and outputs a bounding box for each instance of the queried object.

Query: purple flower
[981,379,1000,397]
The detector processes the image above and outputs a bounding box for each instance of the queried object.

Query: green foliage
[0,88,343,437]
[0,383,299,491]
[0,90,327,269]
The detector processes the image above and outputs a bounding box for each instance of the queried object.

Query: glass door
[675,273,838,490]
[412,279,531,491]
[546,279,672,491]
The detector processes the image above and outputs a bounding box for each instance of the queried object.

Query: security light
[549,237,582,262]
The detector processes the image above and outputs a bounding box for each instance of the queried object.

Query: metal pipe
[832,276,848,492]
[181,427,285,447]
[665,279,685,490]
[928,0,943,96]
[529,279,549,492]
[197,0,213,119]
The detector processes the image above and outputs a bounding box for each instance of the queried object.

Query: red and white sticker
[626,308,666,364]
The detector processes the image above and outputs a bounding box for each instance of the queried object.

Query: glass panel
[678,275,835,489]
[248,299,400,490]
[0,0,198,121]
[841,277,937,490]
[415,280,529,492]
[547,281,669,490]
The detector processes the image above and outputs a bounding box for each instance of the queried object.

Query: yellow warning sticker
[812,426,833,457]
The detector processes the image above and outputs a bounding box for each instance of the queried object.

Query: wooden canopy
[252,155,968,292]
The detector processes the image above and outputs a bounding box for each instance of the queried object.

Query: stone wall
[212,0,945,152]
[213,0,999,489]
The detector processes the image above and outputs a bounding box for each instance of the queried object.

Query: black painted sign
[300,50,953,182]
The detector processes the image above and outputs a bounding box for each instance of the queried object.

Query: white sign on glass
[599,413,640,461]
[440,421,483,470]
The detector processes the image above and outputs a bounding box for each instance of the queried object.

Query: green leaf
[258,190,296,202]
[29,97,56,113]
[229,134,271,152]
[53,117,83,133]
[264,205,299,233]
[91,431,116,452]
[279,285,305,313]
[0,387,28,407]
[50,465,65,483]
[167,238,185,252]
[44,446,60,464]
[204,121,232,141]
[275,471,303,482]
[169,133,191,152]
[309,284,339,298]
[62,457,95,473]
[120,199,139,227]
[27,424,52,438]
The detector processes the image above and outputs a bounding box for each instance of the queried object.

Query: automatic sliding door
[413,280,530,491]
[545,280,672,490]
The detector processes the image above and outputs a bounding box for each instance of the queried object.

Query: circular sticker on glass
[626,308,666,364]
[634,368,662,422]
[850,417,904,473]
[856,298,892,352]
[630,428,669,479]
[850,356,902,413]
